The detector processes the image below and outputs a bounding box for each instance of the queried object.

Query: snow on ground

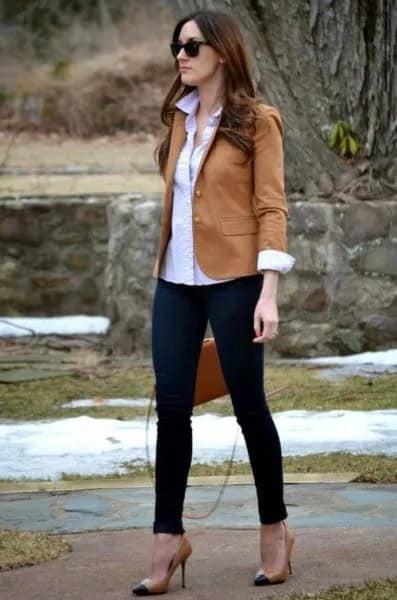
[283,348,397,380]
[0,315,395,366]
[1,315,395,376]
[61,399,150,408]
[301,348,397,366]
[0,410,396,481]
[0,316,110,337]
[0,316,396,479]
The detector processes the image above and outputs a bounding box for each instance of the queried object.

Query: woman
[132,9,296,596]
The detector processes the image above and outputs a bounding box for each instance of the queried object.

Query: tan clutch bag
[194,337,228,405]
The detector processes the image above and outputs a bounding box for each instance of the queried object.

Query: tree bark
[170,0,397,193]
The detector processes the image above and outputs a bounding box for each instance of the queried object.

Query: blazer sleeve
[252,104,289,254]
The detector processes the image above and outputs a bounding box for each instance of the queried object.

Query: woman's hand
[253,270,279,343]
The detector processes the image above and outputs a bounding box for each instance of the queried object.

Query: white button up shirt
[160,88,296,285]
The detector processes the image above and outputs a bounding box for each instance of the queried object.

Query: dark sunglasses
[170,40,208,58]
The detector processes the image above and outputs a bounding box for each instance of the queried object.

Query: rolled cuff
[257,249,296,274]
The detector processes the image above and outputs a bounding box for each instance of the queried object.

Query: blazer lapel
[163,108,222,210]
[193,116,222,185]
[164,111,186,198]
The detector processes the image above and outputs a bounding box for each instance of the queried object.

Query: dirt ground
[0,131,163,196]
[1,527,397,600]
[0,131,157,171]
[0,172,163,196]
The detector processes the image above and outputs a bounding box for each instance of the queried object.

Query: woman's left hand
[253,295,279,343]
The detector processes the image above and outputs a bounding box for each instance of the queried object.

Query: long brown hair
[155,10,262,176]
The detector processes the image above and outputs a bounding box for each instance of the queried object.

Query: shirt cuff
[257,249,296,274]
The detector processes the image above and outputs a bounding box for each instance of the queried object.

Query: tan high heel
[132,534,192,596]
[254,521,295,586]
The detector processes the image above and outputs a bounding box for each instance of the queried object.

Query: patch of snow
[61,399,150,408]
[0,410,396,481]
[0,316,110,337]
[300,348,397,366]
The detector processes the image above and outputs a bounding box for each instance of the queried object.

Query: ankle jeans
[151,274,288,534]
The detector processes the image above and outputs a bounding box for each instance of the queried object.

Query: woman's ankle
[154,532,182,539]
[260,520,284,531]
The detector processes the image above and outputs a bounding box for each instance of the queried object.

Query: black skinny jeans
[151,274,288,534]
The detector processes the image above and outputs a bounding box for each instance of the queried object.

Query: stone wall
[1,194,396,357]
[0,197,109,315]
[106,196,397,357]
[104,194,161,356]
[276,199,397,356]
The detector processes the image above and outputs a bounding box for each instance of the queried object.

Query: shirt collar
[175,88,223,119]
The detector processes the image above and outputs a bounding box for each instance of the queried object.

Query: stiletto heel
[181,560,186,588]
[132,534,192,596]
[254,521,295,586]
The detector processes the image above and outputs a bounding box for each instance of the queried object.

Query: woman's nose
[177,48,188,59]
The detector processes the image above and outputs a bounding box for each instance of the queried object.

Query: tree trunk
[170,0,397,193]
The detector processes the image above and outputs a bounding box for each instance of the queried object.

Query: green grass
[278,578,397,599]
[0,365,396,421]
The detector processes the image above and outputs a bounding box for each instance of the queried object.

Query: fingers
[253,330,278,343]
[252,315,279,344]
[253,311,262,338]
[253,298,279,343]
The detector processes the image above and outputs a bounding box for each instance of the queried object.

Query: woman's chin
[180,73,197,86]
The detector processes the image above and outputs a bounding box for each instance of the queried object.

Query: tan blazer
[153,103,289,279]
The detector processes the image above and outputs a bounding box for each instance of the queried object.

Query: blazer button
[195,190,201,197]
[194,216,200,223]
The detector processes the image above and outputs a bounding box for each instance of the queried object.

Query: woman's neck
[196,76,225,115]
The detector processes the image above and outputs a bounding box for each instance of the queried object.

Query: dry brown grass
[0,129,157,172]
[0,2,176,136]
[0,529,72,571]
[284,579,397,600]
[6,45,174,136]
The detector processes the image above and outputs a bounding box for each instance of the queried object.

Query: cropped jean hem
[259,507,288,525]
[153,521,185,535]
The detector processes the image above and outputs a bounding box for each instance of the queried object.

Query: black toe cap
[132,583,149,596]
[254,573,270,586]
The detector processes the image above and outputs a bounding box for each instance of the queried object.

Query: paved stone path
[1,482,397,534]
[1,482,396,599]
